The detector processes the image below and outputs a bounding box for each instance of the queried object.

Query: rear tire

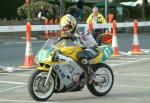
[28,70,55,101]
[87,63,114,96]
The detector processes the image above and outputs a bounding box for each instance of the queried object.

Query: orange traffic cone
[53,19,58,37]
[108,14,114,33]
[43,18,49,39]
[49,19,54,37]
[22,21,35,68]
[88,20,93,33]
[24,41,34,67]
[112,20,120,56]
[131,20,142,54]
[108,14,114,23]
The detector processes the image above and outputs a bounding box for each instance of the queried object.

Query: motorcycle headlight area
[52,50,61,61]
[40,63,51,68]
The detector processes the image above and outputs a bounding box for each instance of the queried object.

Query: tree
[17,1,56,19]
[60,0,65,18]
[55,0,60,5]
[77,0,84,10]
[31,0,36,2]
[113,0,121,3]
[113,0,149,20]
[66,5,92,20]
[113,0,138,3]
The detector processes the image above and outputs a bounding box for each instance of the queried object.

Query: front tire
[28,70,55,101]
[87,63,114,96]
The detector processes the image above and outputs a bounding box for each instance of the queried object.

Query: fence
[1,21,150,32]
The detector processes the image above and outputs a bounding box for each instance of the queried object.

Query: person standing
[86,7,106,45]
[38,6,48,20]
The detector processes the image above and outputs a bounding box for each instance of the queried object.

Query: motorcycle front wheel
[87,63,114,96]
[28,70,55,101]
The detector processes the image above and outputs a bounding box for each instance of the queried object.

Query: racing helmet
[60,14,77,35]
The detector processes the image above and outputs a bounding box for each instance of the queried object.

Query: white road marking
[117,57,150,59]
[109,58,150,67]
[108,60,131,63]
[0,85,26,93]
[115,84,150,89]
[3,41,45,45]
[14,68,35,71]
[0,73,30,77]
[128,54,150,57]
[109,63,126,66]
[0,99,56,103]
[115,73,150,77]
[0,80,27,85]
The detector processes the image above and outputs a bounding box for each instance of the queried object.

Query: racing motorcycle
[28,32,114,101]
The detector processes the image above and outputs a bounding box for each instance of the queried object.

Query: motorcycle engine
[72,73,80,82]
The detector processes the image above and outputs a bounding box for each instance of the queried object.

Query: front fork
[44,66,53,86]
[88,65,105,84]
[85,64,94,84]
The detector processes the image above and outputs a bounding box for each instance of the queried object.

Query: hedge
[17,1,56,19]
[0,0,24,20]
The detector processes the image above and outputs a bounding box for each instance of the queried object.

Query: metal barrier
[1,21,150,32]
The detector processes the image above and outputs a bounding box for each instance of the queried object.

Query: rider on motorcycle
[60,14,98,63]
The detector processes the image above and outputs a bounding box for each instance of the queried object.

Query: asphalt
[0,54,150,103]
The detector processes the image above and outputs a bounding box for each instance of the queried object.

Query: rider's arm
[54,32,75,44]
[84,31,98,48]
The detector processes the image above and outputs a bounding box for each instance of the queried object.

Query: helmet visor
[63,25,72,31]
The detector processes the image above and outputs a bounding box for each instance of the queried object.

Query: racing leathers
[59,27,98,62]
[74,28,99,61]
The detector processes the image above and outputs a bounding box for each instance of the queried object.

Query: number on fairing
[103,48,111,58]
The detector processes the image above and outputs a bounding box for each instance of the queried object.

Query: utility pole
[25,0,30,21]
[105,0,108,22]
[60,0,65,18]
[142,0,148,21]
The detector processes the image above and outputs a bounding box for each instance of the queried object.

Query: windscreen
[42,38,79,50]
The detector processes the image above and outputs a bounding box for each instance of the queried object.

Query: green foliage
[113,0,150,20]
[66,5,92,19]
[17,1,56,19]
[114,0,137,3]
[0,0,24,20]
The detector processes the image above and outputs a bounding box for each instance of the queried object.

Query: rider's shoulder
[75,27,85,36]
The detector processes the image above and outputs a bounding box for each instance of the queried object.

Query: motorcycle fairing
[90,45,113,64]
[52,64,84,92]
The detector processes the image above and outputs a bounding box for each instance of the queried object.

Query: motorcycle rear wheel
[28,70,55,101]
[87,63,114,96]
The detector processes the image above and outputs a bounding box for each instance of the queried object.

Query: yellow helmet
[60,14,77,33]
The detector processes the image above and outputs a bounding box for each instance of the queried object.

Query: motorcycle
[28,32,114,101]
